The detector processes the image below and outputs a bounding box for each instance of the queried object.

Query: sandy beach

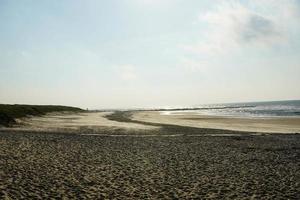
[4,112,157,133]
[132,111,300,134]
[0,111,300,199]
[1,130,299,199]
[2,0,300,198]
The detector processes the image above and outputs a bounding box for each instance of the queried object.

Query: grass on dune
[0,104,83,127]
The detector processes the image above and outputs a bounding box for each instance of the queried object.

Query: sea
[162,100,300,118]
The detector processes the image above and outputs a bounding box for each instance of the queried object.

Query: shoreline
[132,111,300,134]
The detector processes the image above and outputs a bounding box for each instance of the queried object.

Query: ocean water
[163,100,300,118]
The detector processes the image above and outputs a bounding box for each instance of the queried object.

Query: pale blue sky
[0,0,299,109]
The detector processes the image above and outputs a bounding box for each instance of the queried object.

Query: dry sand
[1,112,157,133]
[0,111,300,199]
[132,111,300,133]
[0,131,299,199]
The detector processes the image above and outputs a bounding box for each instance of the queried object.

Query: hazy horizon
[1,0,300,109]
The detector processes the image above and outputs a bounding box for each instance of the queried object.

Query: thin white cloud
[133,0,171,5]
[180,57,211,73]
[116,65,138,81]
[184,0,300,55]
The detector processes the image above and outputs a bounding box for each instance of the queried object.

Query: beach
[9,112,156,133]
[132,111,300,134]
[1,130,299,199]
[0,111,300,199]
[2,0,299,198]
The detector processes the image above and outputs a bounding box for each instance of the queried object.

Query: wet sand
[0,111,299,199]
[132,111,300,133]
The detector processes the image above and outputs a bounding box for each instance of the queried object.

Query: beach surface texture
[0,111,299,199]
[132,111,300,134]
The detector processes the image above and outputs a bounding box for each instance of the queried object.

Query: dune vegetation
[0,104,83,127]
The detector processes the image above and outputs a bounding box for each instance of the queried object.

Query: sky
[0,0,300,109]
